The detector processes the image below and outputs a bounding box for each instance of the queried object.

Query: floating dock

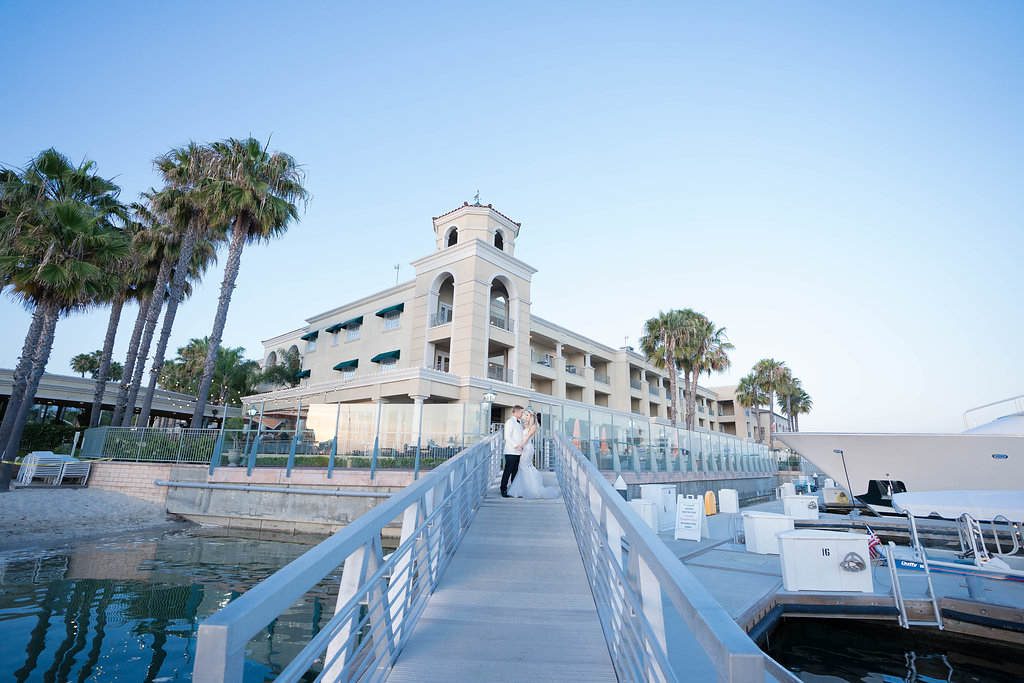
[659,498,1024,647]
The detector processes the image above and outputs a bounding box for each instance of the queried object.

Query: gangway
[193,431,794,682]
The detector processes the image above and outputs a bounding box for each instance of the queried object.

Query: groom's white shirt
[504,416,524,455]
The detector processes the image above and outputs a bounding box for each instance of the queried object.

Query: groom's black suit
[500,416,523,496]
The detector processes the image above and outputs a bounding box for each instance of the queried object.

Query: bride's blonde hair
[523,409,536,429]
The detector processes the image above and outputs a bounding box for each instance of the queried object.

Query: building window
[380,358,397,373]
[331,330,339,345]
[383,310,401,330]
[346,323,361,341]
[307,338,317,352]
[494,230,504,250]
[341,367,355,380]
[446,227,458,247]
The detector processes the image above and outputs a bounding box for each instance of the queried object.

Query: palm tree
[258,347,302,389]
[0,149,130,489]
[70,352,98,378]
[639,310,685,425]
[753,358,790,442]
[735,374,766,443]
[157,338,259,407]
[676,309,733,430]
[189,137,308,426]
[788,387,813,431]
[136,145,225,428]
[776,374,803,431]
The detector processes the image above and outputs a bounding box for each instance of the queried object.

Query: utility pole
[394,263,400,286]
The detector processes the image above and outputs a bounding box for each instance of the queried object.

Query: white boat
[776,396,1024,514]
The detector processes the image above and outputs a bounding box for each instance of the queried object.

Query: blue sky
[2,1,1022,432]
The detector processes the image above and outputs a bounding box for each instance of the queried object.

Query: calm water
[0,526,341,682]
[766,618,1024,682]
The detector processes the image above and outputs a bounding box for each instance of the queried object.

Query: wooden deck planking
[385,485,618,683]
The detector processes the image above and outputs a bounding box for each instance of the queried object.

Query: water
[0,526,342,682]
[766,618,1024,682]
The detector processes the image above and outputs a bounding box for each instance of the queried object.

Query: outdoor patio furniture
[14,451,71,487]
[57,458,92,486]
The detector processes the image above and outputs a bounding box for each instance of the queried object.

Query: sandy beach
[0,488,188,551]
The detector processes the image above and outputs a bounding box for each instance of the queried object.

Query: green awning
[296,369,311,379]
[371,350,401,362]
[325,316,363,333]
[333,359,359,371]
[375,303,405,317]
[300,330,319,341]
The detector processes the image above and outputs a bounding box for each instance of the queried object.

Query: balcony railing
[487,364,513,383]
[594,371,610,384]
[531,350,555,367]
[429,309,453,327]
[565,364,581,376]
[629,379,641,391]
[489,314,513,332]
[648,386,660,396]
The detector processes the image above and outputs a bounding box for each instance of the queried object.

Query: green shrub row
[20,423,83,453]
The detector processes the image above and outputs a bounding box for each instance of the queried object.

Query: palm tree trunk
[137,226,201,428]
[664,333,679,426]
[191,222,247,427]
[111,295,152,426]
[88,297,124,428]
[3,304,60,471]
[681,371,692,430]
[121,256,175,426]
[687,371,699,431]
[218,376,229,406]
[0,307,46,491]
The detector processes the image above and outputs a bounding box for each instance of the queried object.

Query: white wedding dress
[507,433,560,499]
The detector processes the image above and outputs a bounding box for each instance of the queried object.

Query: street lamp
[481,387,497,436]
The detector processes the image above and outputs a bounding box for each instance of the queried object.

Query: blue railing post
[210,431,225,475]
[287,431,298,477]
[370,399,385,481]
[327,403,340,479]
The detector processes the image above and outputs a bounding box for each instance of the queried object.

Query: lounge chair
[14,451,67,486]
[58,458,92,486]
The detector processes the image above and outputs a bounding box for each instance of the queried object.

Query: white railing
[552,432,796,682]
[192,432,503,682]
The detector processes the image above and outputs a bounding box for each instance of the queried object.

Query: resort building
[245,202,770,467]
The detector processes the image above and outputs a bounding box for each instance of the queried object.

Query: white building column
[410,394,428,451]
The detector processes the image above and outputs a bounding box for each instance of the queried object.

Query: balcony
[531,350,555,367]
[629,379,641,391]
[429,309,453,327]
[487,364,513,383]
[648,385,660,397]
[489,314,514,333]
[565,364,581,376]
[594,371,610,385]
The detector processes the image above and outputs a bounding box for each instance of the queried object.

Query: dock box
[742,511,794,555]
[777,529,873,592]
[783,495,820,520]
[823,487,848,505]
[639,484,677,532]
[718,488,739,514]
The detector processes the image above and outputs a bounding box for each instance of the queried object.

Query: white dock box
[783,495,820,520]
[779,482,796,498]
[639,484,677,532]
[824,478,836,489]
[823,487,847,504]
[741,511,794,555]
[629,500,659,532]
[718,488,739,514]
[777,530,873,592]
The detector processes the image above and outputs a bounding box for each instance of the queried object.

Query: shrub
[20,423,81,453]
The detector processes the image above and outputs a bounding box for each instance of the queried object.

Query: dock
[386,483,617,682]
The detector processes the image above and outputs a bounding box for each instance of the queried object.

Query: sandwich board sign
[674,494,709,541]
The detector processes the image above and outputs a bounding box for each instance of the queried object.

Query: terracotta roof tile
[432,203,521,227]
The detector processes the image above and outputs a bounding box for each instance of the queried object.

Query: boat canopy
[892,490,1024,522]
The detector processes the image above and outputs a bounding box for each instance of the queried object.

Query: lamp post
[481,387,497,437]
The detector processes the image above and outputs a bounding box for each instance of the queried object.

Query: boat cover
[892,490,1024,522]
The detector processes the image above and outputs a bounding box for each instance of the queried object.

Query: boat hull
[777,432,1023,504]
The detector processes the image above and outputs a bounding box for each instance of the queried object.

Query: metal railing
[486,364,513,383]
[552,432,796,682]
[428,309,452,327]
[193,432,503,682]
[78,426,222,463]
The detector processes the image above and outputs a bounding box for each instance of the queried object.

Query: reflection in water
[0,527,341,682]
[765,618,1024,682]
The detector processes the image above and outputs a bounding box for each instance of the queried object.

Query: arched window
[494,230,504,250]
[266,351,278,367]
[288,344,300,358]
[446,227,458,247]
[489,280,510,331]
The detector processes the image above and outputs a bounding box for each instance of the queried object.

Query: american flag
[866,526,882,559]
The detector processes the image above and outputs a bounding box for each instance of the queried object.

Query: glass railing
[648,386,659,396]
[594,371,610,384]
[429,309,453,327]
[565,364,581,375]
[487,364,513,383]
[489,314,514,332]
[531,350,555,367]
[629,379,641,390]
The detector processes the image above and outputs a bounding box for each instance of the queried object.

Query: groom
[500,405,524,498]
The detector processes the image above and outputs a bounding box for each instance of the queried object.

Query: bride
[507,410,560,499]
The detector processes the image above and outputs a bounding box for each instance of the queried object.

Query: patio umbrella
[600,426,609,455]
[572,418,582,449]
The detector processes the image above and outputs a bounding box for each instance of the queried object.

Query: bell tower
[410,201,534,396]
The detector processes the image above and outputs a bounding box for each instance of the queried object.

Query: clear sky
[2,1,1022,432]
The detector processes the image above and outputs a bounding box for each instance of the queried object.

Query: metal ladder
[883,522,944,630]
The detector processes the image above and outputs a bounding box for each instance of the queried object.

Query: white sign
[674,495,708,541]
